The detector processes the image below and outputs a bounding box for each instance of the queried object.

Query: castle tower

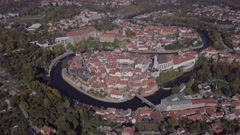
[153,55,158,69]
[137,37,139,47]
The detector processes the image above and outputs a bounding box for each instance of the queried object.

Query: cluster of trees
[192,57,240,97]
[44,5,83,22]
[79,108,121,135]
[114,0,159,18]
[94,19,119,31]
[0,26,125,134]
[157,69,183,85]
[134,111,240,134]
[70,37,120,52]
[0,28,86,134]
[135,117,209,134]
[126,28,136,37]
[221,30,240,51]
[14,81,82,134]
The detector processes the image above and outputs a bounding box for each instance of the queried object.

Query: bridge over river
[129,49,181,54]
[48,51,74,76]
[131,90,158,109]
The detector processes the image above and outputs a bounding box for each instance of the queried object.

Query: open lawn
[7,15,45,23]
[184,87,193,95]
[114,1,158,18]
[157,69,183,84]
[213,80,229,89]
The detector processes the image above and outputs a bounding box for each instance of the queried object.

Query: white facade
[110,94,123,99]
[153,55,173,71]
[55,37,69,45]
[117,59,134,64]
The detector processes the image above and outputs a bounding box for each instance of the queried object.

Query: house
[26,23,42,32]
[40,126,56,135]
[225,113,237,120]
[122,126,135,135]
[198,82,212,93]
[67,27,97,45]
[99,125,112,133]
[153,54,173,71]
[55,37,69,46]
[210,122,223,134]
[233,101,240,110]
[177,128,186,135]
[26,90,37,96]
[99,34,115,42]
[36,39,49,47]
[161,93,192,111]
[110,89,124,99]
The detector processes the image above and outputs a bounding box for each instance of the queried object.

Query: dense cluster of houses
[201,47,240,65]
[95,86,240,134]
[134,10,174,25]
[113,19,200,52]
[65,41,199,100]
[231,34,240,51]
[47,10,104,32]
[188,5,240,23]
[67,50,158,100]
[39,0,133,8]
[39,0,83,7]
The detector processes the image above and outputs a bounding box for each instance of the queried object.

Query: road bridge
[129,49,181,55]
[48,51,74,76]
[132,90,155,108]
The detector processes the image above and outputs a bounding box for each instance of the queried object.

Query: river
[50,32,208,110]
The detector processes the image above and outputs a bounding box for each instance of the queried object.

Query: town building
[55,37,69,46]
[40,126,56,135]
[122,126,135,135]
[67,27,97,45]
[26,23,42,32]
[161,93,192,111]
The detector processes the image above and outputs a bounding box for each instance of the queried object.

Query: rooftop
[161,93,192,106]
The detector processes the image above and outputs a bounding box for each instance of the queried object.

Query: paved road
[19,104,40,134]
[48,51,74,76]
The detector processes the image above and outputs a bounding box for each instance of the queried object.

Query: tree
[191,83,199,93]
[172,86,180,93]
[126,29,136,37]
[43,98,51,109]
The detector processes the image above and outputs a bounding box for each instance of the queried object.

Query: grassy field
[157,69,183,84]
[114,1,158,18]
[213,80,229,89]
[7,15,45,23]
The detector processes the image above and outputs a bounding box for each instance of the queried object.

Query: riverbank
[61,68,135,103]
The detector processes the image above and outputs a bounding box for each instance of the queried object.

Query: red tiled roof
[67,26,96,37]
[111,90,123,96]
[122,127,135,135]
[40,126,56,135]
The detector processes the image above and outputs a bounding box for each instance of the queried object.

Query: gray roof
[157,55,167,64]
[161,93,191,106]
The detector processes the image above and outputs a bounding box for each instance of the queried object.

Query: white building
[161,93,192,111]
[26,23,42,31]
[153,55,173,71]
[110,90,124,99]
[55,37,69,46]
